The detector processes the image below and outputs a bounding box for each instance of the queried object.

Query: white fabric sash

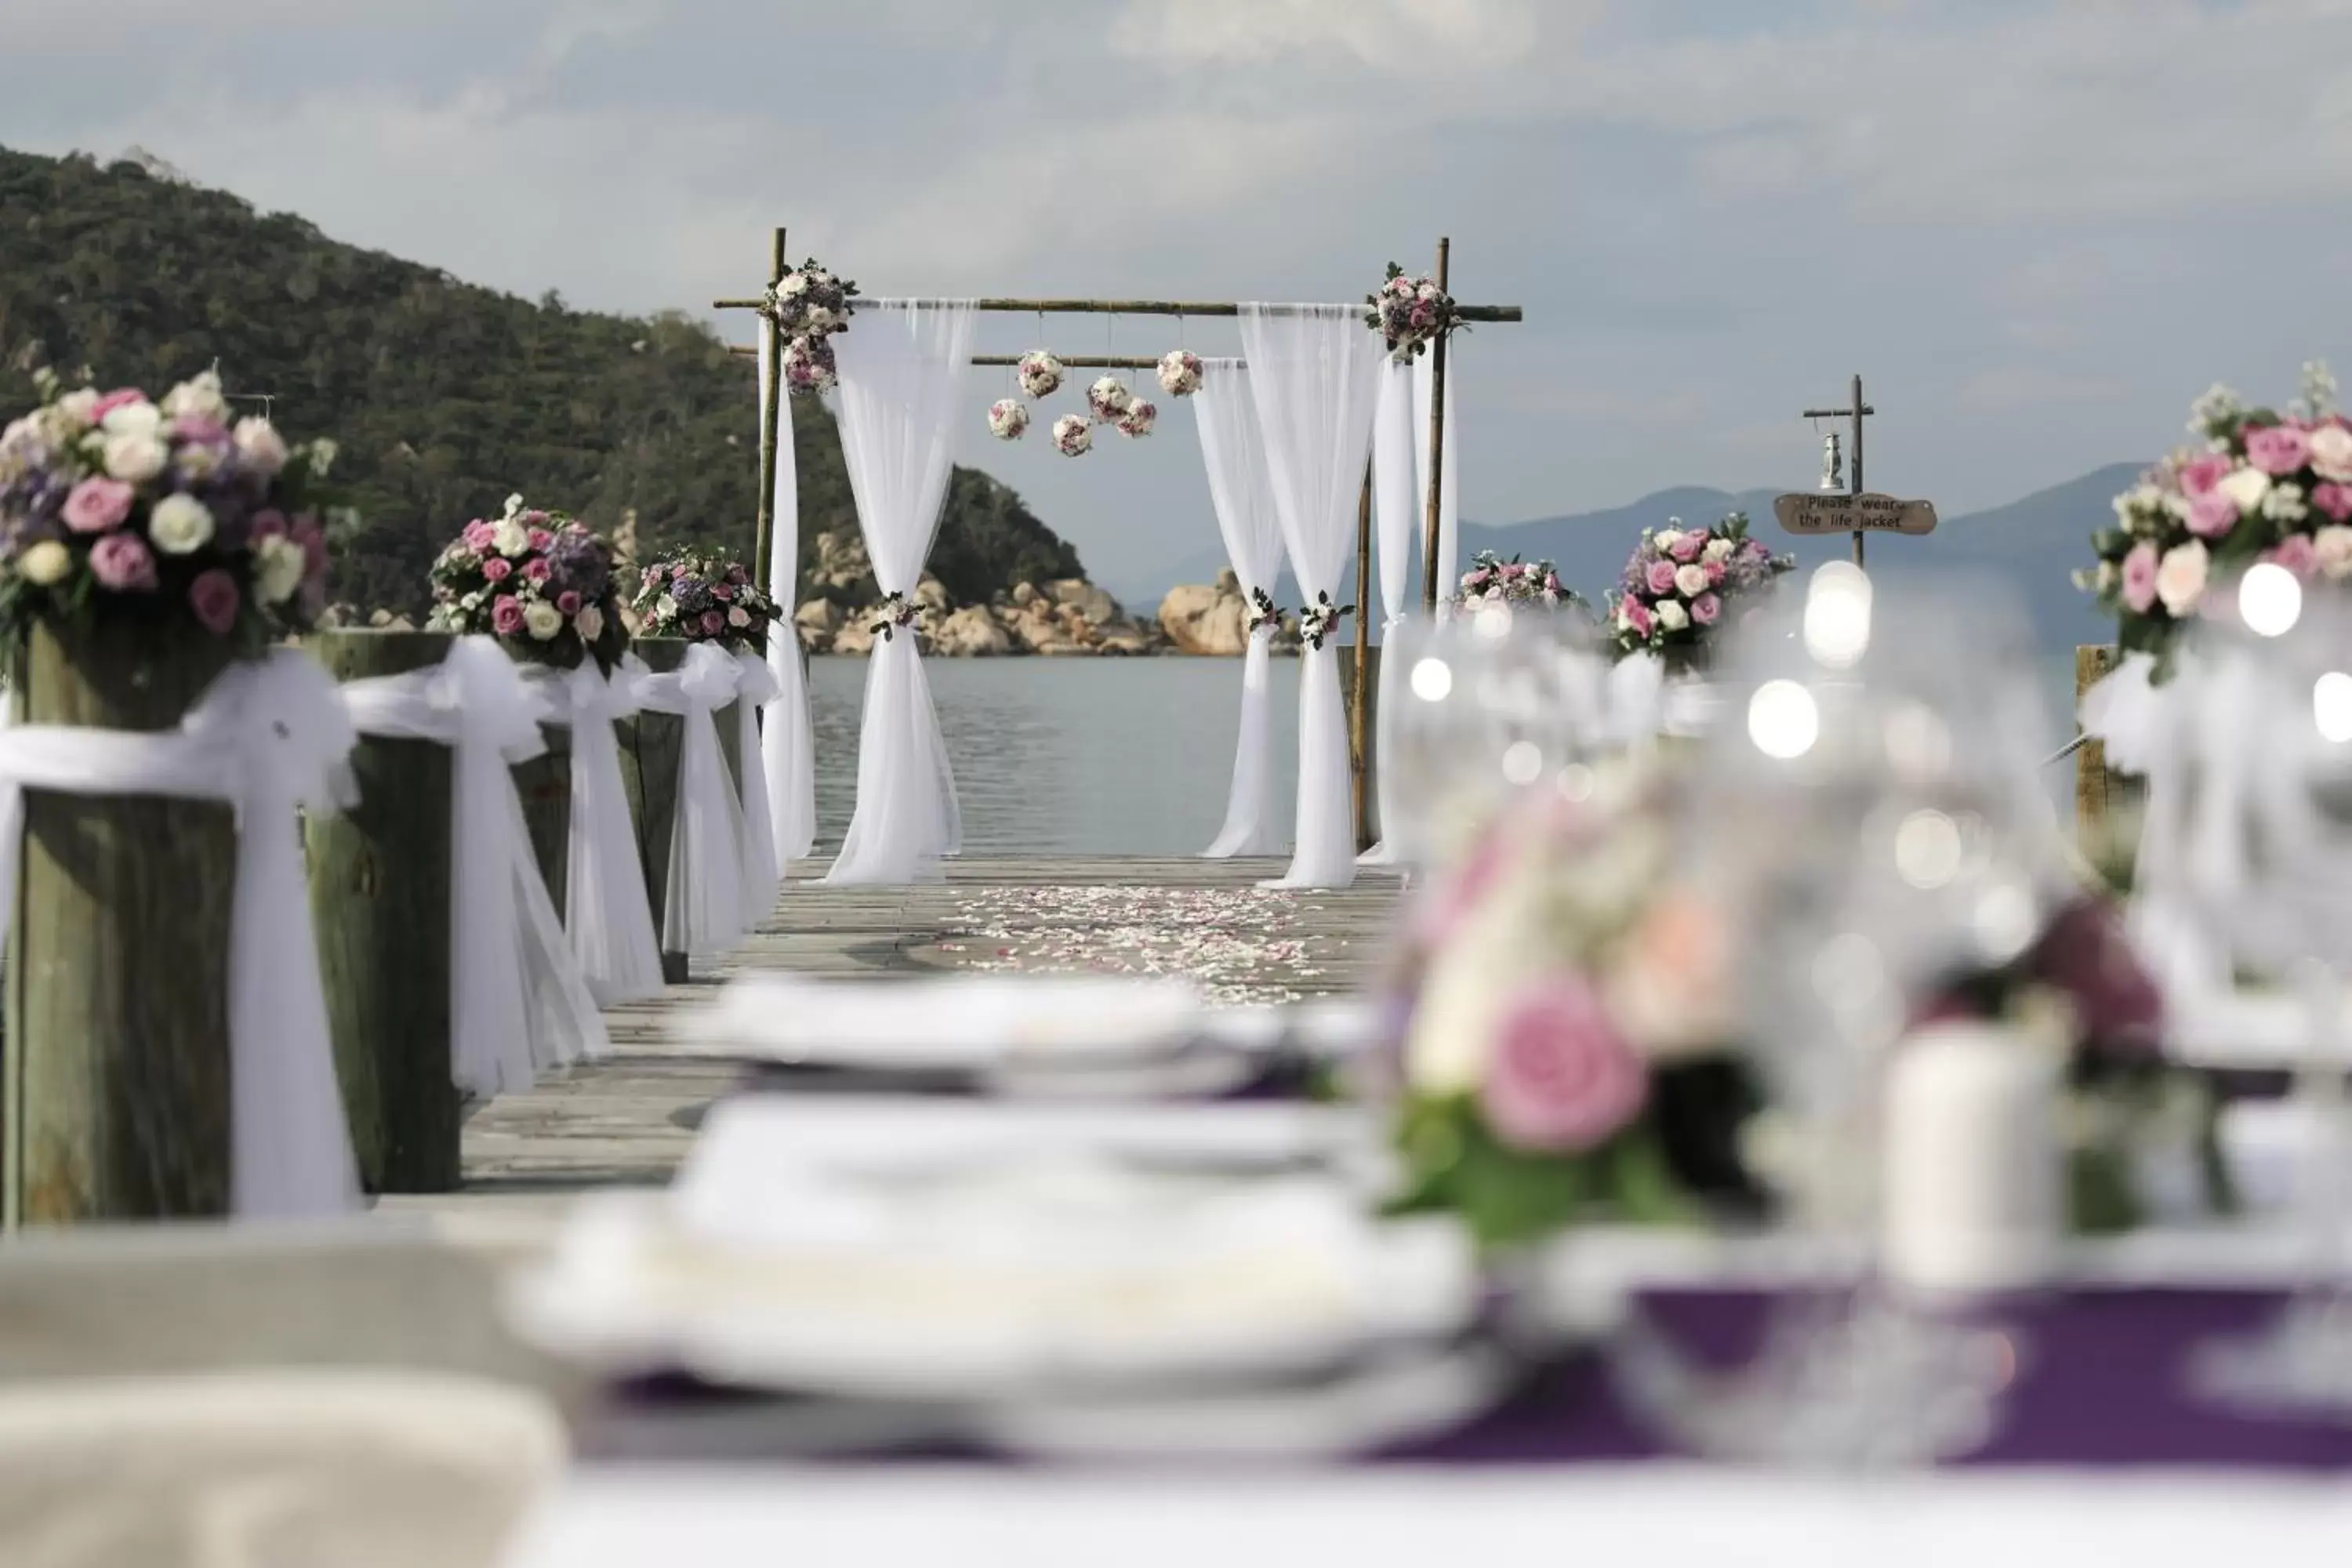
[339,637,609,1098]
[635,642,749,956]
[0,649,361,1219]
[731,649,782,931]
[518,659,666,1005]
[757,328,818,866]
[1359,361,1420,866]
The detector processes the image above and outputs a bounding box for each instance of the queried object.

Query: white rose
[147,493,216,555]
[161,372,226,421]
[1651,528,1684,555]
[2263,482,2308,523]
[655,594,677,622]
[1405,855,1552,1093]
[2309,425,2352,483]
[54,389,99,430]
[524,601,563,641]
[493,517,531,557]
[100,399,161,437]
[1702,537,1735,563]
[2317,526,2352,580]
[253,535,307,604]
[174,441,223,483]
[2155,539,2209,616]
[460,591,483,611]
[1673,563,1709,597]
[1656,599,1690,631]
[17,539,71,586]
[779,273,809,297]
[102,432,168,484]
[575,604,604,643]
[233,416,288,476]
[802,306,833,331]
[727,605,750,627]
[503,492,525,519]
[2216,465,2271,514]
[307,437,338,477]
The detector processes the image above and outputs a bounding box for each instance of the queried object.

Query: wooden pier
[379,857,1405,1233]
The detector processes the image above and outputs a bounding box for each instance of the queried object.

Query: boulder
[914,575,952,612]
[1096,626,1154,656]
[794,597,843,652]
[1158,581,1250,656]
[1010,581,1040,608]
[932,605,1011,656]
[830,621,875,657]
[808,530,872,594]
[1049,579,1122,626]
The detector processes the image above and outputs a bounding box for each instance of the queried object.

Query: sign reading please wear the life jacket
[1773,492,1937,537]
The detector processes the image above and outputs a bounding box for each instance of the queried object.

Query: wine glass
[2176,565,2352,1418]
[1607,564,2067,1466]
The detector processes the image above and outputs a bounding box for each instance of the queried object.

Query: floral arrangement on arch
[1087,376,1134,424]
[0,369,338,652]
[1246,586,1281,637]
[2080,363,2351,678]
[1017,351,1065,400]
[1115,397,1157,438]
[427,495,630,671]
[1051,414,1093,458]
[760,258,858,397]
[1607,513,1791,666]
[1298,590,1352,651]
[987,399,1030,442]
[1157,350,1203,397]
[1365,263,1464,362]
[1455,550,1577,612]
[627,546,779,654]
[868,590,920,642]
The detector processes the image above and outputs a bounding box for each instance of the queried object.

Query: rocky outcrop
[795,529,1171,657]
[1155,569,1301,655]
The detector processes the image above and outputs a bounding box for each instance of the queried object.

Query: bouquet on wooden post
[1606,512,1791,673]
[627,546,780,652]
[426,495,630,672]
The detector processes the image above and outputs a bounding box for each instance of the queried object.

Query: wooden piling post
[511,719,573,921]
[2074,644,2143,885]
[752,227,787,597]
[619,639,739,983]
[1350,460,1374,851]
[1419,236,1452,617]
[5,619,238,1225]
[303,630,462,1194]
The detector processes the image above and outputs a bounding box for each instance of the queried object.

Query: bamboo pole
[715,296,1523,322]
[1419,238,1453,616]
[751,227,787,596]
[1351,460,1374,852]
[730,349,1243,370]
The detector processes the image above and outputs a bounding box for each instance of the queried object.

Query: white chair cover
[635,641,749,957]
[1359,361,1419,865]
[757,330,818,868]
[0,649,360,1219]
[731,649,782,931]
[1240,303,1389,890]
[824,300,975,885]
[517,660,666,1006]
[339,637,609,1097]
[1193,359,1290,858]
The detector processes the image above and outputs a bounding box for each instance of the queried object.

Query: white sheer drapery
[0,651,360,1219]
[823,300,975,885]
[1193,359,1289,858]
[1240,303,1388,890]
[757,331,818,869]
[340,637,608,1098]
[1413,352,1461,615]
[731,651,782,931]
[518,661,666,1006]
[1357,361,1419,866]
[635,642,749,956]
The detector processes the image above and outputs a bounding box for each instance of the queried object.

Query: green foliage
[0,144,1089,617]
[1386,1092,1701,1250]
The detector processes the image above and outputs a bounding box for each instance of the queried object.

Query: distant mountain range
[1103,463,2147,655]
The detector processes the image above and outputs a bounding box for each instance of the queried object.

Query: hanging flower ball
[1017,351,1065,399]
[986,399,1030,441]
[1116,397,1157,438]
[1087,375,1134,423]
[782,335,837,396]
[1051,413,1094,457]
[1156,350,1203,397]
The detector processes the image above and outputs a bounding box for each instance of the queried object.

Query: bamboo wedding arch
[717,227,1523,848]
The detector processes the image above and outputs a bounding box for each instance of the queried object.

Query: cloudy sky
[6,0,2350,593]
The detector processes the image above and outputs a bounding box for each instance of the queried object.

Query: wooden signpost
[1780,375,1936,568]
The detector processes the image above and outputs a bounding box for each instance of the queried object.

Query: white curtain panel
[1358,361,1419,866]
[1192,359,1289,859]
[1412,350,1461,616]
[756,330,818,868]
[1240,303,1388,890]
[823,300,975,885]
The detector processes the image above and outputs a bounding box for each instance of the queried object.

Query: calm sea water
[806,655,2084,857]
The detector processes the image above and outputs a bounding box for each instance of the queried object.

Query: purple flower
[87,532,156,591]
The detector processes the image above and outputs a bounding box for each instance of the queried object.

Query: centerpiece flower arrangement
[1051,414,1093,458]
[1455,550,1577,612]
[1365,263,1464,361]
[760,258,858,398]
[2080,363,2350,678]
[987,399,1030,441]
[1017,352,1065,399]
[1156,350,1203,397]
[427,495,630,671]
[0,369,337,652]
[1606,513,1791,669]
[626,546,779,654]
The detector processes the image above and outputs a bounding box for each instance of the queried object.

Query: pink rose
[482,556,512,582]
[527,528,555,552]
[2245,423,2312,477]
[712,583,734,601]
[492,595,526,636]
[60,477,134,534]
[557,590,583,615]
[1668,533,1704,563]
[1690,592,1722,625]
[188,568,239,634]
[464,519,499,552]
[2121,542,2160,614]
[1622,599,1654,637]
[2186,491,2238,538]
[2314,483,2352,523]
[250,509,288,540]
[1644,560,1679,595]
[87,532,156,591]
[88,388,147,423]
[523,557,552,583]
[642,564,662,586]
[2269,534,2321,577]
[1703,560,1726,586]
[2180,452,2234,497]
[700,609,726,636]
[1479,978,1649,1153]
